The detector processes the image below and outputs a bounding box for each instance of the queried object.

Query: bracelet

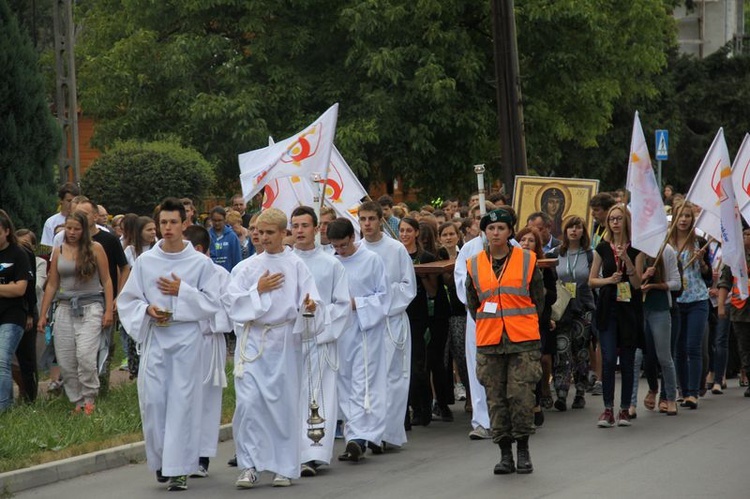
[626,270,634,276]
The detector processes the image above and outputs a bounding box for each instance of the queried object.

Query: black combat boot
[493,437,515,475]
[516,436,533,474]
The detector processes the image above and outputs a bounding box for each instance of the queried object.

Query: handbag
[551,280,572,321]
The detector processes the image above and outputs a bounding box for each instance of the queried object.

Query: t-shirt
[93,229,128,295]
[0,243,33,327]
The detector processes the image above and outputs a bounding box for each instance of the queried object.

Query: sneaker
[540,396,553,409]
[156,469,169,483]
[455,383,467,401]
[227,455,237,467]
[597,408,615,428]
[617,409,632,427]
[340,440,364,462]
[236,468,258,489]
[301,461,318,477]
[335,420,344,439]
[571,395,586,409]
[272,474,292,487]
[440,405,454,422]
[533,409,545,428]
[190,465,208,478]
[48,379,64,394]
[468,425,491,440]
[554,398,567,412]
[591,381,603,396]
[167,475,187,491]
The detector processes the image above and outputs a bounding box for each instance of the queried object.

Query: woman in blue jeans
[589,205,642,428]
[0,210,32,412]
[632,244,682,416]
[669,202,711,409]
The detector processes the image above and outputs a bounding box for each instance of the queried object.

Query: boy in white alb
[327,218,390,462]
[358,201,415,448]
[290,206,351,476]
[182,225,231,478]
[225,208,325,489]
[117,198,224,492]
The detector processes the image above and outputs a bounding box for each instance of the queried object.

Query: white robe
[117,241,223,476]
[454,235,490,430]
[293,245,351,465]
[225,250,326,479]
[335,244,389,444]
[197,263,231,458]
[361,235,416,447]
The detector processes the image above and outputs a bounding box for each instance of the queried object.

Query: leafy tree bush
[80,140,215,215]
[0,0,60,235]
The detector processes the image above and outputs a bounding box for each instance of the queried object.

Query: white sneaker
[454,383,467,401]
[272,474,292,487]
[236,468,258,489]
[468,425,491,440]
[190,465,208,478]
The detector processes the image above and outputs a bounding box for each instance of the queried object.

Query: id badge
[483,302,498,314]
[616,282,632,302]
[564,282,577,298]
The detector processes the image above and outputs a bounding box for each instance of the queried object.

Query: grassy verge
[0,364,236,474]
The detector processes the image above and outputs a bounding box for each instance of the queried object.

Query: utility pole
[491,0,527,194]
[52,0,80,184]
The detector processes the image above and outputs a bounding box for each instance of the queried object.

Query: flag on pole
[731,133,750,225]
[686,128,748,299]
[238,103,339,201]
[322,146,368,229]
[626,112,668,257]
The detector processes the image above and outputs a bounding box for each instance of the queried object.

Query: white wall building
[675,0,745,58]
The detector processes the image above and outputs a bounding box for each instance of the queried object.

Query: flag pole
[684,237,714,269]
[474,164,487,215]
[641,202,687,287]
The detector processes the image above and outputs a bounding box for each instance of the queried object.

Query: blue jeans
[643,309,678,402]
[676,300,709,398]
[0,323,25,411]
[712,315,730,386]
[599,307,635,410]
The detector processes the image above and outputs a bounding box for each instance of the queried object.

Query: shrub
[81,140,215,215]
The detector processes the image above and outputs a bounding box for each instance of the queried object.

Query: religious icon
[512,176,600,239]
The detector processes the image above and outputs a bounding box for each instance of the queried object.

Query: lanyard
[566,249,581,281]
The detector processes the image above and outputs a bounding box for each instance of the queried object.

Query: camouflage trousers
[476,349,542,443]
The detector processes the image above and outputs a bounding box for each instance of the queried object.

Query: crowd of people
[1,181,749,490]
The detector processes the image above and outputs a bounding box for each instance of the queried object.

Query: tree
[0,0,60,235]
[76,0,678,199]
[80,140,215,215]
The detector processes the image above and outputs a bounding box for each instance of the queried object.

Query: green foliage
[80,140,215,215]
[0,0,60,235]
[75,0,679,199]
[0,360,237,473]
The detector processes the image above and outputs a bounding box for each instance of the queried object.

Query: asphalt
[4,378,750,499]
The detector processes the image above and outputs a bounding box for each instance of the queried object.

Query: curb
[0,424,234,495]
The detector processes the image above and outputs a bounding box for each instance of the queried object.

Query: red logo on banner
[742,158,750,197]
[281,125,323,166]
[711,161,728,203]
[262,180,279,209]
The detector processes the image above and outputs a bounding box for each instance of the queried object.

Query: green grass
[0,363,237,474]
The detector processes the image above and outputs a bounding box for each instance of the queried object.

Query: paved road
[16,379,750,499]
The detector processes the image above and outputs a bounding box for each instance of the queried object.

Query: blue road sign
[655,130,668,161]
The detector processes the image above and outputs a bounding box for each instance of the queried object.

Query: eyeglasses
[608,216,624,223]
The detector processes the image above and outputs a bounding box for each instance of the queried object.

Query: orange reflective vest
[731,276,750,309]
[467,247,540,347]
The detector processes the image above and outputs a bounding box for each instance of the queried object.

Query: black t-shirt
[407,250,435,323]
[93,229,128,295]
[0,243,33,327]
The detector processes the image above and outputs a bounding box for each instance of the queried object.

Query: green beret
[480,209,514,231]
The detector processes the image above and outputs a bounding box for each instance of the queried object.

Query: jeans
[0,323,25,411]
[599,307,635,410]
[643,309,677,402]
[712,315,730,386]
[676,300,709,398]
